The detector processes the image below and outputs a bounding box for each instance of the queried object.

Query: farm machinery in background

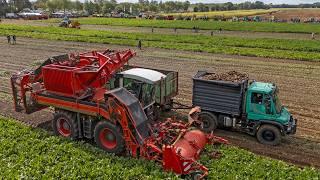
[10,49,227,179]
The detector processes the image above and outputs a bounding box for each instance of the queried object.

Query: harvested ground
[2,19,318,40]
[0,37,320,168]
[259,9,320,21]
[201,71,248,82]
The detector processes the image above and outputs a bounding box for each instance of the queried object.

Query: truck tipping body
[193,71,248,117]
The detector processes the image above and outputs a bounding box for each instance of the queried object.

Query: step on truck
[193,71,297,145]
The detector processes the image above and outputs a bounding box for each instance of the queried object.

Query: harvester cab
[10,49,228,179]
[115,68,166,120]
[117,68,159,107]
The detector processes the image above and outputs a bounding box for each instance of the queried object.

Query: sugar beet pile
[202,71,249,82]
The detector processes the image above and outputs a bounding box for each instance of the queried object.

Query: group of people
[7,35,17,45]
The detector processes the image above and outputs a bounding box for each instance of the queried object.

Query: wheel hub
[263,130,275,141]
[99,128,117,149]
[57,118,71,137]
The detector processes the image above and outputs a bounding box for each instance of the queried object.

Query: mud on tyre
[52,109,79,140]
[94,121,125,154]
[256,124,281,146]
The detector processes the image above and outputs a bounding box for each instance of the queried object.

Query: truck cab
[245,82,297,145]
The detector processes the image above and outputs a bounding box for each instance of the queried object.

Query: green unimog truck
[193,71,297,145]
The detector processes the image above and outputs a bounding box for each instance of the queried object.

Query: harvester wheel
[52,110,79,140]
[94,121,125,154]
[256,124,281,146]
[198,111,217,133]
[185,171,202,180]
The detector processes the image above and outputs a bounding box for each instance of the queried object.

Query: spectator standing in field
[151,27,154,33]
[193,26,196,33]
[137,40,142,50]
[211,31,214,36]
[218,28,222,33]
[311,32,315,40]
[7,35,11,44]
[174,27,177,33]
[12,35,16,44]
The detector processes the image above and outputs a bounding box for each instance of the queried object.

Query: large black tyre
[94,121,125,154]
[52,110,79,140]
[256,124,281,146]
[198,111,218,133]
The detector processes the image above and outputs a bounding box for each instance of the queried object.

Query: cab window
[251,93,263,104]
[141,84,155,106]
[264,95,272,114]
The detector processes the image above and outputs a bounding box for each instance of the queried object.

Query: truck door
[247,92,274,121]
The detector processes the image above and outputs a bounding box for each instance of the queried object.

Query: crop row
[0,117,319,179]
[1,24,320,61]
[46,17,320,34]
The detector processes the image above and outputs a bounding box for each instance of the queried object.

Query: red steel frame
[10,49,228,179]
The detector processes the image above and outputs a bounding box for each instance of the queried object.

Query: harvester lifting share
[10,49,228,179]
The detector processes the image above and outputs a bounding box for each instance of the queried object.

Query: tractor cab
[246,82,293,128]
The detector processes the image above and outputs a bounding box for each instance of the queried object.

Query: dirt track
[0,37,320,168]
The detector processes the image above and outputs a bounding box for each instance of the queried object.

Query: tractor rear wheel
[256,124,281,146]
[52,110,79,140]
[198,111,218,133]
[94,121,125,154]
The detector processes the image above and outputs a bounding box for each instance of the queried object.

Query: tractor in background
[59,16,80,29]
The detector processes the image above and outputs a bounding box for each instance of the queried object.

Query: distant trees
[3,0,320,17]
[0,0,32,16]
[192,1,320,13]
[193,1,271,12]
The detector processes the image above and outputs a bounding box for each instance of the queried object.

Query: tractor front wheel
[52,110,79,140]
[256,124,281,146]
[94,121,125,154]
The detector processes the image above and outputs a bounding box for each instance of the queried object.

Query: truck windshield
[273,90,282,114]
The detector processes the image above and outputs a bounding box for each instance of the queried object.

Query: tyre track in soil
[0,37,320,168]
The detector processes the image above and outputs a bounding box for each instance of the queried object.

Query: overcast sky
[116,0,320,5]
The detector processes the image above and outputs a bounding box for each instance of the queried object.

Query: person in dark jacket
[137,40,142,50]
[7,35,11,44]
[12,35,16,44]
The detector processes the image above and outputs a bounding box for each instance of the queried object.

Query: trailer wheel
[52,111,79,140]
[198,112,217,133]
[256,124,281,146]
[94,121,125,154]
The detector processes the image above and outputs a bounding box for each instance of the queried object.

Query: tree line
[2,0,320,17]
[193,1,320,12]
